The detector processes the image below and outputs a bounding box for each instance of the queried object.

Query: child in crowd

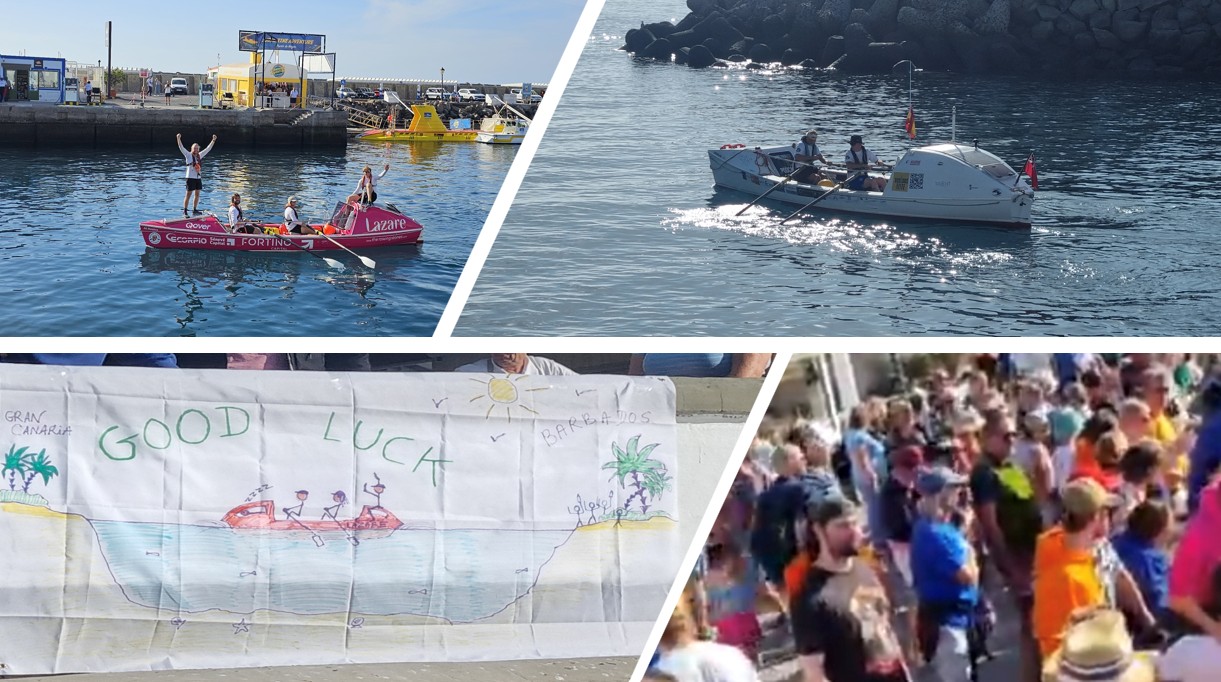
[1110,500,1172,625]
[703,542,765,663]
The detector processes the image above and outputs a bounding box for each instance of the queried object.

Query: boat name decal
[182,222,215,231]
[166,235,210,245]
[368,218,409,233]
[891,172,910,192]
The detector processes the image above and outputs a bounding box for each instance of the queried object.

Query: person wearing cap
[1050,392,1087,498]
[792,497,909,682]
[282,196,316,235]
[910,466,978,682]
[1041,609,1156,682]
[879,445,923,588]
[1033,478,1155,659]
[792,129,828,184]
[842,135,888,192]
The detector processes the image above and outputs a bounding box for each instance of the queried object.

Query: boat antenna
[951,105,957,142]
[892,60,915,138]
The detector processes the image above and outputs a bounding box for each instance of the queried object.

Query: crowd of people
[650,353,1221,682]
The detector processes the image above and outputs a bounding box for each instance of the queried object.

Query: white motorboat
[708,142,1035,227]
[476,97,531,145]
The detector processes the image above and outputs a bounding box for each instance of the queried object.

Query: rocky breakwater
[624,0,1221,76]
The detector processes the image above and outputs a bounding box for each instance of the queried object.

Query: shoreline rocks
[623,0,1221,76]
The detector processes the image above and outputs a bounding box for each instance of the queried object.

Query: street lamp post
[440,67,444,99]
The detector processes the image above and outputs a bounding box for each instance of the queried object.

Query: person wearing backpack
[969,408,1044,682]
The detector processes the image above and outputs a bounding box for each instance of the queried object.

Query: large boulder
[1112,19,1147,41]
[818,0,854,30]
[642,38,675,60]
[687,44,717,68]
[841,41,908,73]
[896,6,937,32]
[1035,4,1062,21]
[1031,19,1056,40]
[643,21,677,38]
[868,0,902,34]
[1072,31,1096,51]
[843,22,875,53]
[749,43,774,62]
[1055,13,1088,37]
[1068,0,1101,19]
[1089,12,1112,29]
[1179,25,1213,57]
[674,47,691,64]
[821,35,848,65]
[624,27,655,53]
[760,13,789,43]
[975,0,1010,34]
[687,0,718,16]
[781,48,804,65]
[1092,28,1123,50]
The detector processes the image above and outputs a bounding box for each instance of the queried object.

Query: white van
[169,77,189,95]
[424,87,444,100]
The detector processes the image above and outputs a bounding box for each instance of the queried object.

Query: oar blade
[323,257,346,271]
[358,255,377,269]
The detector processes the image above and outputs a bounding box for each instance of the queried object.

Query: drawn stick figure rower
[363,473,386,509]
[322,490,347,521]
[283,490,308,518]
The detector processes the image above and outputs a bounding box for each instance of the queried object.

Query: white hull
[708,144,1034,228]
[475,131,525,145]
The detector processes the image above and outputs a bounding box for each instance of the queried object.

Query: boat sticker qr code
[910,173,924,190]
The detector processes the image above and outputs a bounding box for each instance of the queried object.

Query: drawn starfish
[232,618,250,634]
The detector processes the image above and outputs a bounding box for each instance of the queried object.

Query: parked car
[456,88,484,102]
[424,87,445,101]
[353,87,376,99]
[508,88,542,104]
[335,86,355,99]
[169,77,189,95]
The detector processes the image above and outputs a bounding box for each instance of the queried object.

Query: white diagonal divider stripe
[433,0,608,337]
[627,352,794,682]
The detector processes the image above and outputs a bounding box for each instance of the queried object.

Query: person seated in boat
[282,196,318,235]
[792,129,828,184]
[321,491,347,521]
[843,134,889,192]
[283,490,308,518]
[227,193,259,234]
[347,164,390,206]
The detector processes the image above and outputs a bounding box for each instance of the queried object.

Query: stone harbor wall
[624,0,1221,76]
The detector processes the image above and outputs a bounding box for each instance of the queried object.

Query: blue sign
[238,30,324,53]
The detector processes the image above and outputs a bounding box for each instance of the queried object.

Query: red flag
[904,107,916,139]
[1023,154,1038,190]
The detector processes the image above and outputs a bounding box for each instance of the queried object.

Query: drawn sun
[469,375,548,422]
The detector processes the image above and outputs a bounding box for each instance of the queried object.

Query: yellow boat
[357,104,479,143]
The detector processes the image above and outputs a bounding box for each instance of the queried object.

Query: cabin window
[981,163,1013,179]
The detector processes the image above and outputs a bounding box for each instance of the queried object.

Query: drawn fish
[170,617,186,629]
[515,568,529,574]
[146,552,160,557]
[240,570,257,578]
[408,589,429,595]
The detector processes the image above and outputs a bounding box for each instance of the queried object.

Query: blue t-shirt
[1110,530,1169,618]
[1188,412,1221,515]
[911,519,978,628]
[641,353,734,378]
[843,428,887,484]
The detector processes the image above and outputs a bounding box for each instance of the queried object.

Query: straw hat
[1041,610,1156,682]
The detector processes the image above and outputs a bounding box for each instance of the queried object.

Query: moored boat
[222,500,404,532]
[708,142,1035,227]
[357,104,479,143]
[475,98,532,145]
[140,201,423,252]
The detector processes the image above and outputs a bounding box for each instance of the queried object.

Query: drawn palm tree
[3,446,29,492]
[20,449,58,494]
[602,436,669,515]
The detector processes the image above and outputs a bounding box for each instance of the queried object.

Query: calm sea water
[456,0,1221,336]
[91,519,573,622]
[0,140,515,336]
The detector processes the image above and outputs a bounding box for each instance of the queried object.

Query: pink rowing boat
[222,500,404,532]
[139,202,423,252]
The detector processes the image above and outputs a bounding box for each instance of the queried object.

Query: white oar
[215,210,346,271]
[317,231,376,269]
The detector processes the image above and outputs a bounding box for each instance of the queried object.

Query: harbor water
[457,0,1221,336]
[0,140,515,336]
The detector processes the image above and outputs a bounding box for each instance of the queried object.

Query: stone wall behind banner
[625,0,1221,76]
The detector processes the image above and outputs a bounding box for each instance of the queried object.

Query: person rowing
[348,164,390,206]
[282,196,317,235]
[227,193,259,234]
[843,134,889,192]
[176,133,217,217]
[793,129,829,184]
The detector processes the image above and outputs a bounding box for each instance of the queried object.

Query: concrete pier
[0,103,348,148]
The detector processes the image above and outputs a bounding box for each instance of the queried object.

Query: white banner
[0,365,679,673]
[301,53,335,74]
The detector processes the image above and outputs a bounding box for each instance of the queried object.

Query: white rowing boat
[708,142,1035,227]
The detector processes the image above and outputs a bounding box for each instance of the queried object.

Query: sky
[0,0,586,84]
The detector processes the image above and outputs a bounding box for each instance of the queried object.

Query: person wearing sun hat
[1041,608,1156,682]
[1033,478,1157,659]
